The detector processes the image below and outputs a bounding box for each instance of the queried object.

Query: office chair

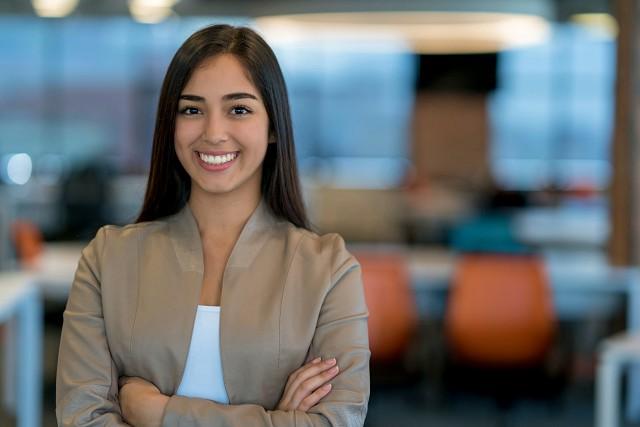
[355,251,418,381]
[10,220,43,268]
[444,253,563,416]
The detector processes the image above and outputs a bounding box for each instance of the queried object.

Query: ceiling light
[256,12,550,54]
[5,153,33,185]
[571,13,618,39]
[31,0,79,18]
[128,0,180,24]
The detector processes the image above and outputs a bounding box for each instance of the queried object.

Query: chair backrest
[446,254,556,366]
[11,220,43,268]
[355,252,418,363]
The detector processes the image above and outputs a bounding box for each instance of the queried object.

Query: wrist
[155,394,171,426]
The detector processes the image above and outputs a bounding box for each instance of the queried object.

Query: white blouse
[176,305,229,403]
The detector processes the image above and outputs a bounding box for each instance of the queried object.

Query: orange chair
[446,253,556,367]
[443,253,564,414]
[11,220,44,268]
[355,252,418,364]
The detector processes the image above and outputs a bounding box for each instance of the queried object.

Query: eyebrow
[179,92,259,102]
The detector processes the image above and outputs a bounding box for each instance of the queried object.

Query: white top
[176,305,229,403]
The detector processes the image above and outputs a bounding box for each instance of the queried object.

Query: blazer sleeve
[56,226,130,426]
[160,233,371,427]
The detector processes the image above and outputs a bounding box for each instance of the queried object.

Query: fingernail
[323,383,332,390]
[312,357,321,363]
[325,358,336,365]
[329,366,339,374]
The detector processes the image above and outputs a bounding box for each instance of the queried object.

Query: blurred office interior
[1,0,639,426]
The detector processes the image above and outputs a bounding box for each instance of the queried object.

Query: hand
[277,357,340,412]
[119,376,170,427]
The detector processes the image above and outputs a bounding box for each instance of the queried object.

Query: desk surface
[22,242,636,321]
[0,273,38,322]
[513,205,609,248]
[22,242,84,300]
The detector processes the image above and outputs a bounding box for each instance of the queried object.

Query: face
[174,53,271,201]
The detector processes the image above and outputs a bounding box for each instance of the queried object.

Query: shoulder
[83,218,170,258]
[282,223,359,276]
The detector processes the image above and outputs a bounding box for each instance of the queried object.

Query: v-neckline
[167,197,280,274]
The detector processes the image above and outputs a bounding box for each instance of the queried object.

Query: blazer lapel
[129,204,204,395]
[169,197,278,272]
[162,198,282,401]
[216,200,286,405]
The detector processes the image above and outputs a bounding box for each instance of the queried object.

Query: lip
[194,150,239,172]
[196,150,240,156]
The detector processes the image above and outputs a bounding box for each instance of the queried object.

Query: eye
[230,105,251,116]
[179,106,202,116]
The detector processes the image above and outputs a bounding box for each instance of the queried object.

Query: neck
[187,187,262,241]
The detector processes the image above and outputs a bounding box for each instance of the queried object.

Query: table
[31,242,85,301]
[407,247,629,321]
[596,332,640,427]
[39,243,631,319]
[512,205,609,248]
[0,273,42,427]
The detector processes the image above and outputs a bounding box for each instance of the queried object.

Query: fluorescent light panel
[128,0,180,24]
[32,0,78,18]
[256,11,551,54]
[571,13,618,39]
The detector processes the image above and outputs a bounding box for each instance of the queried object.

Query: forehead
[183,54,259,96]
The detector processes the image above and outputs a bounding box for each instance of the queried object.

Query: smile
[197,151,239,166]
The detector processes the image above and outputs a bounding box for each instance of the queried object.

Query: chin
[202,185,236,196]
[190,180,235,196]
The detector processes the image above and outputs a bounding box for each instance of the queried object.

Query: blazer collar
[166,198,280,273]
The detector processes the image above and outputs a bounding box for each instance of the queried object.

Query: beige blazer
[56,199,370,427]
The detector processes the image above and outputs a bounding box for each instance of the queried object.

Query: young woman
[55,24,370,427]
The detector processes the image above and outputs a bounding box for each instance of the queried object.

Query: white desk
[407,247,629,321]
[596,331,640,427]
[513,205,609,248]
[30,242,85,301]
[0,273,42,427]
[37,243,630,319]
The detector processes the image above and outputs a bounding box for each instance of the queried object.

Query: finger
[289,357,322,382]
[298,383,332,412]
[291,358,336,390]
[283,358,336,404]
[282,357,324,403]
[290,364,339,409]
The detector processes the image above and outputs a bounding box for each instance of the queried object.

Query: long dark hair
[136,24,310,230]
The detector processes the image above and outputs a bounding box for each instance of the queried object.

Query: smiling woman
[174,54,271,198]
[55,24,370,427]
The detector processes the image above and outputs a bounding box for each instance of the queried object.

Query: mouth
[195,150,240,167]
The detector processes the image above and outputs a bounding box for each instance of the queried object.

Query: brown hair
[136,24,310,230]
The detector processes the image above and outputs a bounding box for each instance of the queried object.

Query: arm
[160,234,371,427]
[56,227,130,426]
[119,357,339,426]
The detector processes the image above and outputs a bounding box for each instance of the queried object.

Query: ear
[268,133,276,144]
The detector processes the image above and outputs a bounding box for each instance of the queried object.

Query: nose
[202,111,228,144]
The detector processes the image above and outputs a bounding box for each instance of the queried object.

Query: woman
[55,24,370,426]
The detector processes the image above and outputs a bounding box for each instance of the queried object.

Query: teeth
[199,152,237,165]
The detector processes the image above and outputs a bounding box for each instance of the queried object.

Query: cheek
[174,125,197,169]
[175,120,202,147]
[236,121,270,154]
[173,143,190,174]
